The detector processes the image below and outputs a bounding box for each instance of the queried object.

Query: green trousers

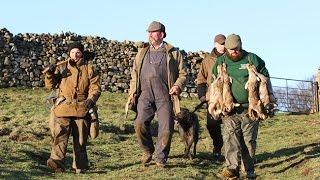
[223,111,259,173]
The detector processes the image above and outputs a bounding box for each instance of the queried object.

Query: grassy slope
[0,88,319,179]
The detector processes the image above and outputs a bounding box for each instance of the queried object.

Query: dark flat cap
[214,34,226,44]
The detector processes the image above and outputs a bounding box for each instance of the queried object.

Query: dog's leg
[183,135,190,158]
[193,130,198,158]
[185,132,195,159]
[193,141,197,158]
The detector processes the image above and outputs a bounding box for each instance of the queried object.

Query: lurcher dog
[174,107,200,159]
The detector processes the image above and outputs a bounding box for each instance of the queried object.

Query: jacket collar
[210,48,225,58]
[150,42,164,50]
[144,41,175,54]
[67,58,85,69]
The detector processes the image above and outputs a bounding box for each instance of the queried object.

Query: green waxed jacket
[212,50,269,104]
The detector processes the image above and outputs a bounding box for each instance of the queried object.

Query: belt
[231,103,249,114]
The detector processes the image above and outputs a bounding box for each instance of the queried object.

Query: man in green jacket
[212,34,275,179]
[128,21,187,167]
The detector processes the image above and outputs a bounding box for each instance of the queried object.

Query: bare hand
[169,85,181,95]
[199,96,206,102]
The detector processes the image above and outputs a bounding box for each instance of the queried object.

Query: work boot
[47,158,65,173]
[74,168,86,174]
[155,159,167,168]
[213,152,224,163]
[246,171,257,180]
[141,152,152,165]
[219,167,239,179]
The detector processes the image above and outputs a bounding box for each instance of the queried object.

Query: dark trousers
[49,116,89,170]
[206,112,223,154]
[135,93,174,163]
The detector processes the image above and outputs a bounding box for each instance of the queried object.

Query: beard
[149,37,162,47]
[226,50,243,61]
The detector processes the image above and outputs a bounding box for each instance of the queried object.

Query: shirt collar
[150,42,164,50]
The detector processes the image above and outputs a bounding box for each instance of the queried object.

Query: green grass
[0,88,320,179]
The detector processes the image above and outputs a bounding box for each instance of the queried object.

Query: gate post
[316,68,320,113]
[313,81,319,113]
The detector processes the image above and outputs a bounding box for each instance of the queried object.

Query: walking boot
[47,158,65,173]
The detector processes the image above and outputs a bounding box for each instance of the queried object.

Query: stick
[42,60,68,74]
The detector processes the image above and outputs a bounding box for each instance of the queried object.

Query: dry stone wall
[0,28,208,97]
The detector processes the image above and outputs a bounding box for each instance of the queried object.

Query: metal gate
[271,77,319,114]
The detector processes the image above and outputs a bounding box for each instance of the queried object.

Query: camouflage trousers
[222,110,259,174]
[48,115,89,170]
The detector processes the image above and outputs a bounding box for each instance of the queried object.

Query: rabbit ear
[245,81,249,90]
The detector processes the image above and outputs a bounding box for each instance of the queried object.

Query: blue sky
[1,0,320,81]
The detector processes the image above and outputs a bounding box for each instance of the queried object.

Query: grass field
[0,88,320,179]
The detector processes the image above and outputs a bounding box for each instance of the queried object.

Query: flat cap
[147,21,166,38]
[214,34,226,44]
[225,34,242,49]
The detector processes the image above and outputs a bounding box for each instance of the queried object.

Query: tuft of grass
[0,88,320,179]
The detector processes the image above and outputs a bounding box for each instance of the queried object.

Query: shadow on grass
[99,120,160,137]
[0,150,54,179]
[170,151,224,169]
[100,121,135,134]
[169,151,223,179]
[257,142,320,173]
[87,161,142,174]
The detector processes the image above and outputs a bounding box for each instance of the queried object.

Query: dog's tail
[192,100,207,113]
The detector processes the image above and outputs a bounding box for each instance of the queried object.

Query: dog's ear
[175,112,182,119]
[180,108,189,116]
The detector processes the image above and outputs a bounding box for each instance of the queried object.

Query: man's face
[148,31,164,46]
[69,48,83,62]
[214,42,225,54]
[226,46,242,61]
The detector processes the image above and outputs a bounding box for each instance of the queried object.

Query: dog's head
[174,108,192,124]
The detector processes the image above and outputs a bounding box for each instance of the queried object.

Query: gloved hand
[47,64,56,74]
[84,99,94,109]
[265,103,276,117]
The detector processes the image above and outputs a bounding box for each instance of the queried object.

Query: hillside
[0,88,319,179]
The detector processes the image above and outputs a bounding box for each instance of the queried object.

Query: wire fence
[271,77,319,114]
